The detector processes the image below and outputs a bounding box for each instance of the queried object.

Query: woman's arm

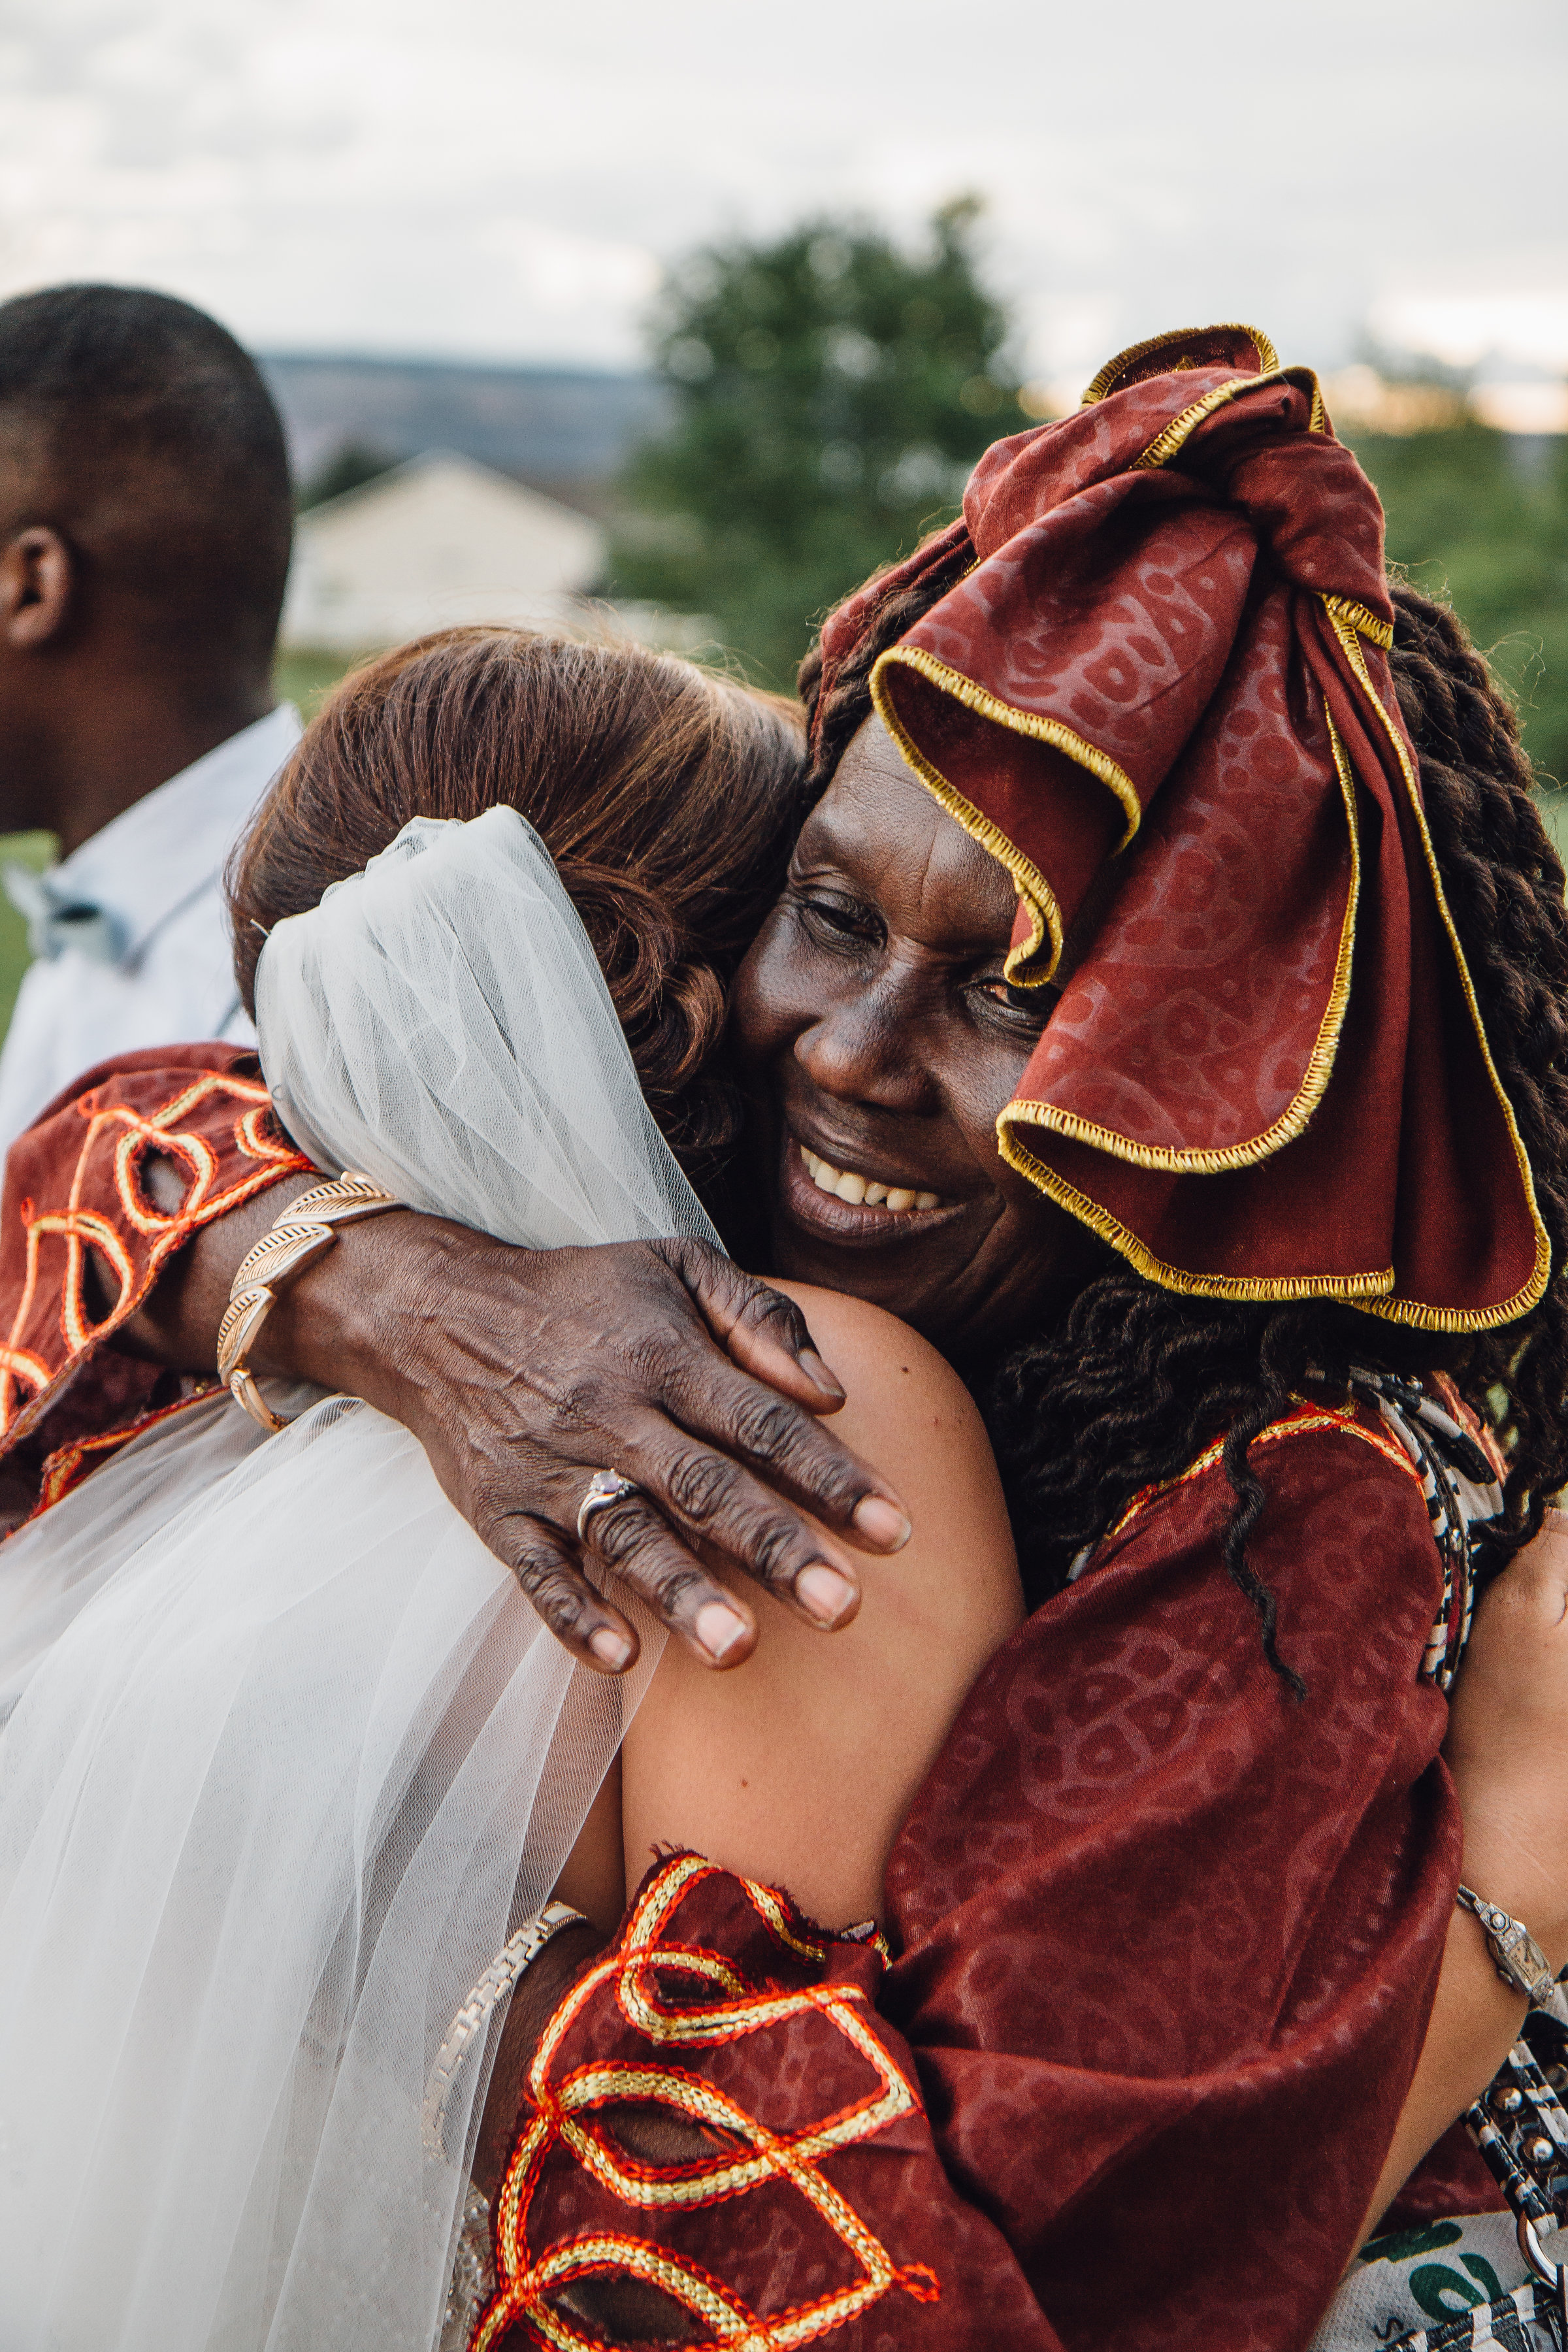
[1352,1518,1568,2249]
[119,1181,915,1672]
[620,1282,1024,1927]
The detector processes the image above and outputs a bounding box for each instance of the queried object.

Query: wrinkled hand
[1445,1509,1568,1963]
[275,1218,909,1674]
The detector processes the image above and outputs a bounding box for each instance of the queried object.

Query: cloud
[0,0,1562,374]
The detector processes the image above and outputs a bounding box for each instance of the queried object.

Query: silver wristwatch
[1457,1882,1561,2008]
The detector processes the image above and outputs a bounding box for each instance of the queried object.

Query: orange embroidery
[33,1387,222,1515]
[477,1854,940,2352]
[0,1067,309,1445]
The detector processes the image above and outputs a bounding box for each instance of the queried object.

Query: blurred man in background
[0,284,297,1147]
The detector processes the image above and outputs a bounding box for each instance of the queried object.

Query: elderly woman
[5,327,1568,2351]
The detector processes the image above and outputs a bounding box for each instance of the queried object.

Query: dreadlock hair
[799,562,1568,1695]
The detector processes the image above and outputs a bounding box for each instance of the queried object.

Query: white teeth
[798,1145,942,1215]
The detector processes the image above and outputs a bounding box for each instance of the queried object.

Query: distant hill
[258,353,670,512]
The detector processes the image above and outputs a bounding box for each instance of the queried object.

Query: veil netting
[0,809,719,2350]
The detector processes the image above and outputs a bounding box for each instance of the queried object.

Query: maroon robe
[0,1057,1503,2350]
[483,1403,1495,2351]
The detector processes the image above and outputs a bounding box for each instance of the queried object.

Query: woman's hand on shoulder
[1445,1509,1568,1965]
[253,1218,915,1679]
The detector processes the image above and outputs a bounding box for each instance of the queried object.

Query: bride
[0,627,1022,2351]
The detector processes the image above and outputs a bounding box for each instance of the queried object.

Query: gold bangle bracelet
[216,1171,400,1433]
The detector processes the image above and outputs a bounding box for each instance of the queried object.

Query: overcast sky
[1,0,1564,391]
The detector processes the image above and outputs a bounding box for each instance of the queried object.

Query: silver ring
[576,1468,640,1546]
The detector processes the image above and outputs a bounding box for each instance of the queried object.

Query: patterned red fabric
[506,1405,1481,2351]
[817,324,1544,1330]
[0,1045,308,1514]
[478,1854,1041,2352]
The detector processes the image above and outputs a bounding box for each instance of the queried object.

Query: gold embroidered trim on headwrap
[1133,365,1325,470]
[994,1115,1398,1302]
[1081,323,1281,406]
[868,649,1058,977]
[995,696,1360,1173]
[1322,596,1551,1328]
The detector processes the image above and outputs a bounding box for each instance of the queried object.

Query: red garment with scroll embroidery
[0,1045,307,1514]
[493,1406,1499,2352]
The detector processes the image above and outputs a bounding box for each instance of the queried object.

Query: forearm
[114,1176,315,1371]
[115,1175,433,1415]
[1353,1793,1568,2254]
[1352,1903,1527,2253]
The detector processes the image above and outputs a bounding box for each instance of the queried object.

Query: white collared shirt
[0,704,302,1149]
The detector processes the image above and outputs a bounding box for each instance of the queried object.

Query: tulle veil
[0,809,718,2349]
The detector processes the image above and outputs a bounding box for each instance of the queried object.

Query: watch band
[421,1899,589,2159]
[1457,1882,1561,2008]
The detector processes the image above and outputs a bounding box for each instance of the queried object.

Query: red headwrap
[815,323,1547,1330]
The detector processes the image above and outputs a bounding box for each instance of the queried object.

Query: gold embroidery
[994,1115,1399,1301]
[871,645,1149,983]
[1080,323,1281,406]
[0,1068,308,1443]
[1132,364,1324,470]
[1322,594,1394,649]
[1101,1400,1422,1548]
[869,650,1060,978]
[478,1855,936,2352]
[1321,597,1551,1331]
[996,694,1360,1175]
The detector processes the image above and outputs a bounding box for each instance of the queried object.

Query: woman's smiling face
[732,715,1106,1362]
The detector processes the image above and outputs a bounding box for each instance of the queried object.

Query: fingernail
[796,1563,857,1625]
[694,1601,749,1662]
[853,1495,912,1550]
[799,1348,845,1401]
[589,1624,634,1670]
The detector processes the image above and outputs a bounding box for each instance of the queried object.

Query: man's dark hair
[0,284,292,679]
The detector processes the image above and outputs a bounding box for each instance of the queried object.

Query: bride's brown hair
[229,627,805,1194]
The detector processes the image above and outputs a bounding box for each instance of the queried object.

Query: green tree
[611,200,1030,685]
[1346,423,1568,802]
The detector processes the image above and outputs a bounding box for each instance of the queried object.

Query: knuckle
[508,1544,589,1624]
[663,1447,742,1526]
[624,1327,687,1395]
[743,1284,805,1337]
[727,1393,806,1464]
[588,1499,670,1571]
[534,1372,606,1438]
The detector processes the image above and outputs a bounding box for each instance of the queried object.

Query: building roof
[280,450,608,652]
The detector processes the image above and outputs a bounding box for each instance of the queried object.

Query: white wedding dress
[0,810,717,2351]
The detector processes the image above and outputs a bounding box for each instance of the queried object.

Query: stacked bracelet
[216,1171,400,1433]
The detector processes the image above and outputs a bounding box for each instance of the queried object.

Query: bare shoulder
[771,1279,1017,1609]
[772,1279,996,1487]
[622,1281,1022,1924]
